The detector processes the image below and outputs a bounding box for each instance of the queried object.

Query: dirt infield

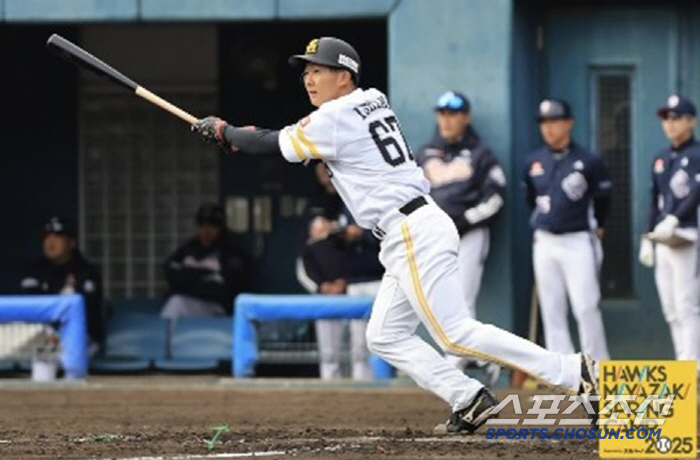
[0,377,645,459]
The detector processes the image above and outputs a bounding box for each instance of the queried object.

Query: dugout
[1,0,700,367]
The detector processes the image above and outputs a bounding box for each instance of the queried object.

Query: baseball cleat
[579,353,598,396]
[579,353,599,425]
[433,387,498,435]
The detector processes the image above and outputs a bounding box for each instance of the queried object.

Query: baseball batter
[522,99,611,361]
[639,95,700,370]
[192,37,597,433]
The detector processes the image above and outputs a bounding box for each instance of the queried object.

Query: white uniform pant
[533,230,609,361]
[316,280,381,380]
[446,227,489,370]
[366,199,581,412]
[160,294,226,319]
[654,242,700,366]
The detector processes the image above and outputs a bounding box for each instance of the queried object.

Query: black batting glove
[192,116,229,146]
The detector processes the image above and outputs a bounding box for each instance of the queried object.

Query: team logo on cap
[338,54,359,73]
[668,95,680,108]
[539,100,552,114]
[84,280,96,293]
[305,39,319,54]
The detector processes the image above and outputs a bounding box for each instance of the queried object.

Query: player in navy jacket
[638,95,700,370]
[522,98,611,361]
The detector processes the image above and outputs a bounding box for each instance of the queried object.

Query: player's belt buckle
[372,226,386,240]
[372,196,428,241]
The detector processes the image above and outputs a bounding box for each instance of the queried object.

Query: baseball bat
[511,284,539,389]
[46,34,198,125]
[528,283,539,343]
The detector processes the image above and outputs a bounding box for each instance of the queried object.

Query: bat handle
[135,86,198,125]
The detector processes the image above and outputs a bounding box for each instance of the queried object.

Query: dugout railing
[0,293,394,379]
[0,294,87,379]
[233,293,393,379]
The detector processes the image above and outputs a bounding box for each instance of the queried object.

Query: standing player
[192,37,597,433]
[416,91,505,386]
[522,99,611,361]
[639,95,700,369]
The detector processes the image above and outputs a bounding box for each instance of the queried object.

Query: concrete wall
[0,0,395,21]
[390,0,516,330]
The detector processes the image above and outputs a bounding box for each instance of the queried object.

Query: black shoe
[579,353,598,396]
[579,353,599,424]
[433,387,498,435]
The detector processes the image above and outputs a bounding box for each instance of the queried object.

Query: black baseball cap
[537,98,573,121]
[434,91,470,113]
[42,216,75,238]
[196,203,225,227]
[656,94,696,118]
[289,37,361,84]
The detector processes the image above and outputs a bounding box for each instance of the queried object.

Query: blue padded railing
[0,294,87,379]
[233,293,393,378]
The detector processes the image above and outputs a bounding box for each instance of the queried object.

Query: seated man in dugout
[296,163,384,380]
[20,216,105,356]
[160,203,249,320]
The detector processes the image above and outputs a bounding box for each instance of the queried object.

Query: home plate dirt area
[0,377,652,459]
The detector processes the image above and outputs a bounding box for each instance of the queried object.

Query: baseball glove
[645,231,694,248]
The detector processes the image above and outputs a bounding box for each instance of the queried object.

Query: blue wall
[0,0,395,21]
[390,0,516,331]
[510,1,544,337]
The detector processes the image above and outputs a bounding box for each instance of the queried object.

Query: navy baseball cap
[537,98,573,121]
[435,91,470,113]
[196,203,225,227]
[657,94,696,118]
[42,216,75,238]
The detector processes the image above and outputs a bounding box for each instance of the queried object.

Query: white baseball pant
[366,197,582,412]
[316,280,382,380]
[532,230,609,361]
[160,294,226,319]
[445,226,489,370]
[654,242,700,367]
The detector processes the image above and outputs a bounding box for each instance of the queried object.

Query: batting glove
[638,236,654,268]
[192,116,229,145]
[650,215,679,241]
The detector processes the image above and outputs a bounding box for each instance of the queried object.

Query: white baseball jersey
[278,88,430,229]
[277,87,584,415]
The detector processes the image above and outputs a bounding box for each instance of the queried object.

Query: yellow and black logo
[305,39,319,54]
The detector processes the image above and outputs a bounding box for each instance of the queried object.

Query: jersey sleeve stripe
[285,128,308,161]
[295,125,321,159]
